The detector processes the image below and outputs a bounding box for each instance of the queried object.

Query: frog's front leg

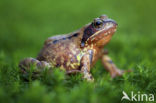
[101,50,130,78]
[80,50,94,82]
[65,53,94,81]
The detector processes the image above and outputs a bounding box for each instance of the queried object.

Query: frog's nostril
[100,15,108,20]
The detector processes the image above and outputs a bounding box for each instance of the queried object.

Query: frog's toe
[111,69,132,78]
[83,73,94,82]
[84,76,94,82]
[87,77,94,82]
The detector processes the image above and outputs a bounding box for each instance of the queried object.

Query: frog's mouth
[87,20,117,45]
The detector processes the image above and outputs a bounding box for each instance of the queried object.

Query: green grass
[0,0,156,103]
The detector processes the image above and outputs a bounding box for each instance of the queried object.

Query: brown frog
[19,15,130,81]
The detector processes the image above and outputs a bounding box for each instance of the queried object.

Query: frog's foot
[102,55,131,78]
[19,57,51,73]
[83,72,94,82]
[109,68,131,78]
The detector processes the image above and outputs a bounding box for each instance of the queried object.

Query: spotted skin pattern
[19,15,130,81]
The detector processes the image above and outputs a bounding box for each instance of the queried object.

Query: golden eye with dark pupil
[94,20,103,27]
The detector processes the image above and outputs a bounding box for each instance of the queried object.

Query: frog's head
[81,15,117,48]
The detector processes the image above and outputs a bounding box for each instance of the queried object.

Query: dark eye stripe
[81,24,96,47]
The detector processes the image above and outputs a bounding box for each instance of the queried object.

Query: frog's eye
[93,19,103,28]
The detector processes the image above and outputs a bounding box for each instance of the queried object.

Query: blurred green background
[0,0,156,103]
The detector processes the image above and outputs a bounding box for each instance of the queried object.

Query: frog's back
[37,34,82,70]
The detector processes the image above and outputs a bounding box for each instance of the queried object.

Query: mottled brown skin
[19,15,130,81]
